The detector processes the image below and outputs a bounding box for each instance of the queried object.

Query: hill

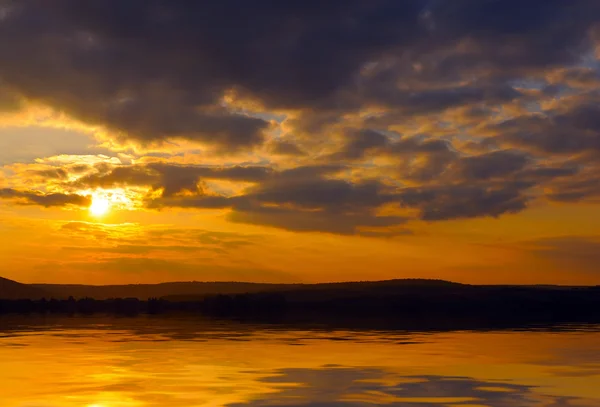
[32,279,461,300]
[1,278,599,328]
[162,279,464,301]
[32,281,291,300]
[0,277,50,300]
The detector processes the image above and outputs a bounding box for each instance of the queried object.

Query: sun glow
[89,196,110,216]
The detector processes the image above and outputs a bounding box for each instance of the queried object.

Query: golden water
[1,316,599,406]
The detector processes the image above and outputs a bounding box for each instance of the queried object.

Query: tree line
[0,287,599,323]
[0,293,287,316]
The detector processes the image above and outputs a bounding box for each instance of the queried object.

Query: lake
[1,316,600,407]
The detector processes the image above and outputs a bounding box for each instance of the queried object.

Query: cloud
[451,150,531,181]
[329,129,390,160]
[0,188,90,207]
[1,1,598,142]
[547,176,600,202]
[492,100,600,155]
[363,83,523,117]
[18,150,569,233]
[1,0,600,236]
[73,163,273,197]
[107,106,271,150]
[327,131,458,183]
[548,67,600,88]
[398,181,531,221]
[267,139,307,156]
[145,163,536,230]
[145,165,407,234]
[4,139,584,234]
[243,173,387,211]
[228,207,407,235]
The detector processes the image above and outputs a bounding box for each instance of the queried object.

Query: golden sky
[1,1,600,284]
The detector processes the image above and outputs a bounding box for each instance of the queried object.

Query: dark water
[1,316,600,407]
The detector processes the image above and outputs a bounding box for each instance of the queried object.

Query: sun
[89,196,110,216]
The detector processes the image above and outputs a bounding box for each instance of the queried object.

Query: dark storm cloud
[64,153,578,232]
[2,0,600,232]
[363,83,523,116]
[1,0,599,141]
[144,164,406,234]
[74,165,157,188]
[244,176,388,211]
[331,130,455,162]
[388,136,455,157]
[74,163,272,197]
[330,130,390,160]
[0,0,423,145]
[419,0,599,75]
[268,139,307,156]
[397,181,531,221]
[150,194,407,236]
[545,170,600,202]
[452,150,531,181]
[228,206,408,236]
[149,162,272,184]
[145,164,542,231]
[519,165,580,180]
[109,107,269,149]
[550,67,600,87]
[328,130,579,183]
[0,188,90,207]
[392,142,576,192]
[492,100,600,155]
[24,151,583,234]
[328,130,463,186]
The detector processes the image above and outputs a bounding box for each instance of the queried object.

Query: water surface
[1,316,600,407]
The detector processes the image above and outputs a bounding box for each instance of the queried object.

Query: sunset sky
[1,0,600,285]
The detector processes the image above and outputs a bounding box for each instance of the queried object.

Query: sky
[1,0,600,285]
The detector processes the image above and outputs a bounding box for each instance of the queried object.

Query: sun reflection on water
[0,319,599,407]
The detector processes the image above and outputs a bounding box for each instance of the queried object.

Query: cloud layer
[1,0,600,236]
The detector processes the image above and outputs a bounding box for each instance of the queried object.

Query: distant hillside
[2,278,599,328]
[164,279,465,301]
[33,279,462,300]
[0,277,49,300]
[13,278,595,303]
[32,281,291,300]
